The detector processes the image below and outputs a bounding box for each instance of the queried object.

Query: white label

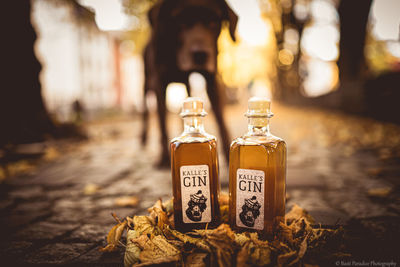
[180,165,211,223]
[236,169,265,230]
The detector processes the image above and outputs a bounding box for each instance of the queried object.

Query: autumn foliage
[101,193,346,266]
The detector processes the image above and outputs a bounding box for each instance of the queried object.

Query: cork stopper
[245,97,273,118]
[180,97,207,117]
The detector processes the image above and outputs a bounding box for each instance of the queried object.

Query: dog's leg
[184,76,191,97]
[204,74,230,163]
[141,45,151,147]
[155,82,170,168]
[141,81,149,146]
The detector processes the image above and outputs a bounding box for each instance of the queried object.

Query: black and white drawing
[185,190,207,222]
[239,196,261,227]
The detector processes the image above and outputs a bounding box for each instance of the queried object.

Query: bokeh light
[301,58,339,97]
[301,24,339,62]
[227,0,269,46]
[166,83,188,113]
[79,0,131,31]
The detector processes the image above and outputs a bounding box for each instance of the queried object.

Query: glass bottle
[229,97,286,239]
[170,97,220,232]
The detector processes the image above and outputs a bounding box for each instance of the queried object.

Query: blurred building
[31,0,122,121]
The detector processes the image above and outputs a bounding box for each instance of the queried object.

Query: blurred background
[4,0,400,126]
[0,0,400,265]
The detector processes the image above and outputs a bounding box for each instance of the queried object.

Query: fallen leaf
[147,199,169,229]
[165,226,211,252]
[366,167,383,176]
[100,220,127,252]
[133,255,181,267]
[133,216,158,236]
[163,198,174,215]
[277,250,297,267]
[367,187,392,198]
[236,242,250,267]
[83,183,101,195]
[124,230,141,267]
[186,253,208,267]
[134,235,181,265]
[115,196,139,207]
[44,146,60,161]
[101,196,349,266]
[286,204,315,225]
[298,236,308,258]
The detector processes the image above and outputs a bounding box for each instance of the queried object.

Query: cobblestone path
[0,103,399,266]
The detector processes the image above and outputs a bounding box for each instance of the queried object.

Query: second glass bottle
[170,97,220,232]
[229,97,286,239]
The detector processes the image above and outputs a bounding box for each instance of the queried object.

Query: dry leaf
[236,242,250,267]
[286,204,315,224]
[366,167,383,176]
[165,226,211,252]
[124,230,141,267]
[186,253,208,267]
[115,196,139,207]
[196,224,236,267]
[133,216,158,236]
[277,250,297,267]
[147,199,169,229]
[133,235,181,265]
[100,220,127,252]
[83,183,101,195]
[163,198,174,215]
[367,187,392,198]
[298,236,308,258]
[101,196,348,266]
[133,255,181,267]
[44,146,59,161]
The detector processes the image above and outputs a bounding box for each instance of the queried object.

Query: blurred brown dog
[141,0,238,167]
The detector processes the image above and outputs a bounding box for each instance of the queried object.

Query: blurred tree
[1,1,55,147]
[265,0,400,123]
[1,1,86,151]
[266,0,372,109]
[265,0,399,110]
[337,0,372,112]
[122,0,157,53]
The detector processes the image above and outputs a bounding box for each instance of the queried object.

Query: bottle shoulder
[171,132,217,145]
[231,133,286,148]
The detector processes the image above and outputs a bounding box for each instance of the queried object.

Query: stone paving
[0,103,399,266]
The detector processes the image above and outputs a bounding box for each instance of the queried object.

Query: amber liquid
[171,139,220,232]
[229,136,286,239]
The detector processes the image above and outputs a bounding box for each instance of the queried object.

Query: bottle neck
[183,116,205,134]
[247,117,270,135]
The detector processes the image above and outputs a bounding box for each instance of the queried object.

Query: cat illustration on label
[185,190,207,222]
[239,196,261,227]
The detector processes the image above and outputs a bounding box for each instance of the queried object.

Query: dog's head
[149,0,238,73]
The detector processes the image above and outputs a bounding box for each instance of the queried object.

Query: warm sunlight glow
[249,79,272,99]
[310,0,338,23]
[278,49,294,66]
[302,59,338,97]
[301,24,339,61]
[166,83,188,113]
[370,0,400,40]
[79,0,130,31]
[227,0,269,46]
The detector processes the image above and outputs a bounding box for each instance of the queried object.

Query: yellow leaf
[83,183,101,195]
[367,187,392,198]
[100,220,127,252]
[115,196,140,207]
[124,230,141,267]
